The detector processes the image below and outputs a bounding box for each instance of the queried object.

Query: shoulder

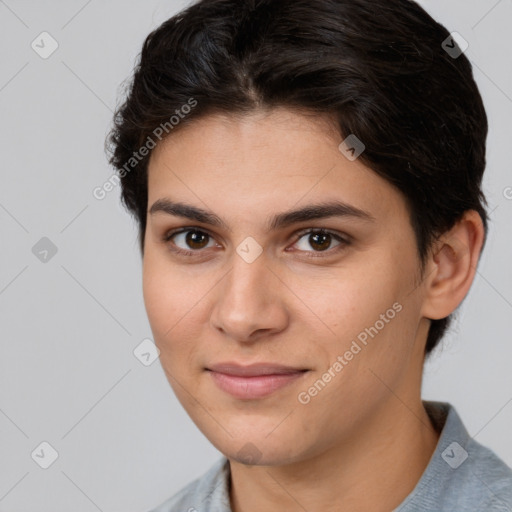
[459,437,512,510]
[145,457,231,512]
[397,401,512,511]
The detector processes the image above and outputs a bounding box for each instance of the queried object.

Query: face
[143,108,431,466]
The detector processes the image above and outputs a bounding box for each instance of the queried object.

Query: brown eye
[307,232,332,251]
[183,230,210,250]
[294,229,347,254]
[164,229,216,253]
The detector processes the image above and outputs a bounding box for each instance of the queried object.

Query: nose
[210,251,289,343]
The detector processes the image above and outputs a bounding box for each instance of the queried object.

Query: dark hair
[106,0,488,356]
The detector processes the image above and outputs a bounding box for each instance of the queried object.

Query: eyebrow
[149,198,375,232]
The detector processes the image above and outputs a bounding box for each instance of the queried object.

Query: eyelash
[162,227,351,259]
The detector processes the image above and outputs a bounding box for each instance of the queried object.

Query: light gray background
[0,1,511,511]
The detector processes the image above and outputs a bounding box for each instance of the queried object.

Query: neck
[229,397,440,512]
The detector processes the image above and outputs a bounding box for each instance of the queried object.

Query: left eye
[293,229,346,254]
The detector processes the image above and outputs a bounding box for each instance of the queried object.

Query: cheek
[143,252,188,345]
[308,267,398,334]
[143,254,170,333]
[308,257,416,369]
[142,251,212,362]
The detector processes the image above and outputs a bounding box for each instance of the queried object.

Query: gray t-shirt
[148,401,512,511]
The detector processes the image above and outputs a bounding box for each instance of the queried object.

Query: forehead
[146,109,408,229]
[150,108,340,168]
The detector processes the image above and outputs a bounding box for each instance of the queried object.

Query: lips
[206,362,308,399]
[207,362,306,376]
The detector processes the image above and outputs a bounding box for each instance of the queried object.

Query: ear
[420,210,485,320]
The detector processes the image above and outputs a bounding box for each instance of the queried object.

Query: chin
[207,428,309,468]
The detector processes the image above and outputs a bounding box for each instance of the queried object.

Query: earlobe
[420,210,485,321]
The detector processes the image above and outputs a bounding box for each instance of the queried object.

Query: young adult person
[106,0,512,510]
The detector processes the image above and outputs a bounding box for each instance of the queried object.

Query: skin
[143,108,484,512]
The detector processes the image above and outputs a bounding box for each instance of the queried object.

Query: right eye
[163,228,219,257]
